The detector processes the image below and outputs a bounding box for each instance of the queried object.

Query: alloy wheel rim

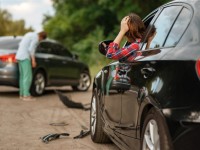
[77,73,90,91]
[142,119,160,150]
[35,73,45,94]
[91,95,97,135]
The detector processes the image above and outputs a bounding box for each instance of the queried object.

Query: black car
[0,36,91,96]
[90,0,200,150]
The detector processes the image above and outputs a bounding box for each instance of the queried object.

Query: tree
[0,9,33,36]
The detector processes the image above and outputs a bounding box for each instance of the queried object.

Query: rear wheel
[90,90,110,143]
[141,108,173,150]
[30,71,46,96]
[72,71,91,91]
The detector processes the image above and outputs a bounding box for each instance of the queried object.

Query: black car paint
[92,0,200,149]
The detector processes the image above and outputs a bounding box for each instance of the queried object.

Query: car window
[0,38,21,50]
[164,7,192,47]
[36,42,52,54]
[141,11,159,50]
[51,43,72,57]
[62,48,73,57]
[51,43,62,55]
[148,6,182,49]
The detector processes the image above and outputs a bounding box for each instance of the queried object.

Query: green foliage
[0,9,33,36]
[44,0,171,75]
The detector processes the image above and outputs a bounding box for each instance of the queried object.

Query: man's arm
[31,55,37,68]
[28,36,38,68]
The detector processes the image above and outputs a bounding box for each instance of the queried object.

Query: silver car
[0,36,91,96]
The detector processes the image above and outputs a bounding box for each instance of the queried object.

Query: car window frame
[141,3,193,51]
[142,5,183,50]
[163,4,193,47]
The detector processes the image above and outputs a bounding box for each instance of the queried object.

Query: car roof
[0,36,59,44]
[0,36,22,40]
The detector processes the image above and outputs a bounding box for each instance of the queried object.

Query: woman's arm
[113,16,130,45]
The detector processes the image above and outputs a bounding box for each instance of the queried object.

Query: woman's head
[125,13,146,42]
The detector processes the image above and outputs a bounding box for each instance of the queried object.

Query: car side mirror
[98,40,113,55]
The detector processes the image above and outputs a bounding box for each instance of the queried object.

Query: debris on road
[40,133,70,144]
[55,90,90,110]
[73,130,90,139]
[49,122,69,126]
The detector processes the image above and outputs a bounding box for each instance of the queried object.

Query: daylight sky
[0,0,55,32]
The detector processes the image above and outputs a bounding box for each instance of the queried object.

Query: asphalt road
[0,86,118,150]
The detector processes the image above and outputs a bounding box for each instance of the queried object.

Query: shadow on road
[0,86,78,98]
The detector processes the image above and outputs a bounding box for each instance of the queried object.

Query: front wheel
[141,108,173,150]
[72,71,91,91]
[30,71,46,96]
[90,90,110,143]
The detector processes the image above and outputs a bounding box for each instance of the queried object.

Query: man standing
[16,31,47,101]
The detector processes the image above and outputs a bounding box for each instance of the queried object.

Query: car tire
[30,71,46,96]
[72,71,91,91]
[90,90,110,143]
[141,108,173,150]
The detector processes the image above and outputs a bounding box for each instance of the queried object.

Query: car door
[42,42,67,83]
[36,41,77,84]
[115,4,190,148]
[101,62,122,131]
[35,41,60,82]
[54,44,81,83]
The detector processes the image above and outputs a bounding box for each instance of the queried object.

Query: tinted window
[36,42,52,54]
[148,6,182,49]
[164,8,191,47]
[51,43,72,57]
[0,38,21,49]
[61,48,73,57]
[51,43,62,55]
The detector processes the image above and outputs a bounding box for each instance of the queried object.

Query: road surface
[0,86,118,150]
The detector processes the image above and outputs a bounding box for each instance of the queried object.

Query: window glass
[164,8,191,47]
[62,48,73,57]
[148,6,182,49]
[37,42,52,54]
[0,39,21,49]
[51,43,61,55]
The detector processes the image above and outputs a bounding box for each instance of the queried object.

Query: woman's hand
[145,31,157,49]
[120,16,130,34]
[113,16,130,45]
[147,31,156,43]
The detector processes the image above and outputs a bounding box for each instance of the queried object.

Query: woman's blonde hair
[125,13,146,42]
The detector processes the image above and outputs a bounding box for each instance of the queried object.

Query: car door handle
[141,67,155,78]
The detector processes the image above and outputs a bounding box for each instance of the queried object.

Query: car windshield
[0,38,21,50]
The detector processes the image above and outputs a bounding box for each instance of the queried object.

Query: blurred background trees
[0,9,33,36]
[43,0,170,74]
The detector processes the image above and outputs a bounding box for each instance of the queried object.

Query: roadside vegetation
[0,10,33,36]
